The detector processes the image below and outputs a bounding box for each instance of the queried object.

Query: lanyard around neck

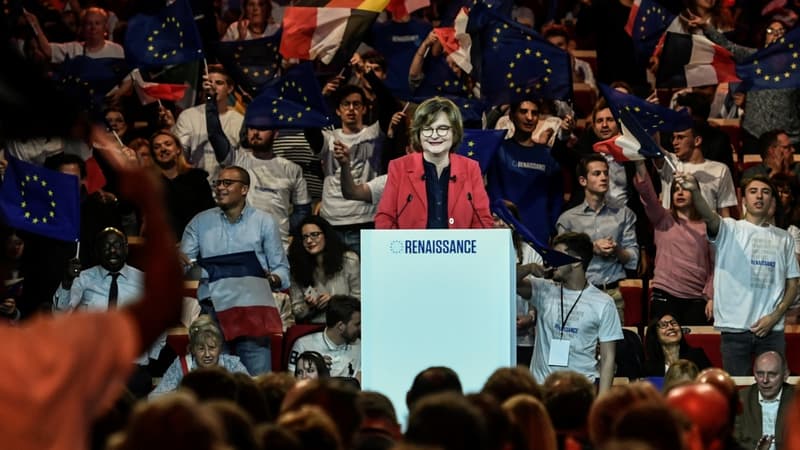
[560,284,586,339]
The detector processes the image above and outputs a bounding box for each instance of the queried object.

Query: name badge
[548,339,570,366]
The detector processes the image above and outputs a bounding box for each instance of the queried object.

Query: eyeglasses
[657,319,679,329]
[340,101,363,110]
[212,179,246,187]
[767,27,785,35]
[302,231,323,240]
[421,125,452,138]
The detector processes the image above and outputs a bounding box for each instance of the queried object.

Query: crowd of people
[3,0,800,449]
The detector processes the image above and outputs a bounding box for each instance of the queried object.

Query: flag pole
[111,130,124,148]
[75,240,80,259]
[661,153,678,173]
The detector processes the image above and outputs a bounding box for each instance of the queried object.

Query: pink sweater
[634,173,714,299]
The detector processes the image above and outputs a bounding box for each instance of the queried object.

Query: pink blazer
[375,152,494,229]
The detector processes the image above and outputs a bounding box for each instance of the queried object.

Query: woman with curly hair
[289,216,360,323]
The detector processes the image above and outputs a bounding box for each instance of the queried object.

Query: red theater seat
[620,279,646,328]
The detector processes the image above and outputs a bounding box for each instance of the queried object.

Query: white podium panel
[360,229,515,426]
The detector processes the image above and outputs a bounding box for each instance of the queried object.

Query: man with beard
[181,165,289,375]
[288,295,362,380]
[231,123,311,249]
[517,232,622,394]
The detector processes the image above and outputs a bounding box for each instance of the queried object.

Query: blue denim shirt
[180,205,290,300]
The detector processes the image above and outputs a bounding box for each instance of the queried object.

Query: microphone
[467,192,483,228]
[393,194,413,228]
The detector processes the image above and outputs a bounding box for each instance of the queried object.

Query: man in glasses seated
[180,165,289,375]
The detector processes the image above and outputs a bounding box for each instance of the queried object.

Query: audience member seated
[644,314,712,377]
[502,394,557,450]
[406,366,464,410]
[287,295,361,380]
[109,392,230,450]
[289,216,360,324]
[294,351,331,381]
[150,315,249,398]
[588,382,662,449]
[662,359,701,392]
[611,402,686,450]
[633,160,713,325]
[204,400,260,450]
[278,404,343,450]
[355,391,402,448]
[481,366,543,404]
[542,371,596,450]
[734,351,795,450]
[406,392,489,450]
[280,378,363,449]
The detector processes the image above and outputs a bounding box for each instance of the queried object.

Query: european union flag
[625,0,675,63]
[469,2,571,105]
[599,83,693,133]
[53,56,129,113]
[736,27,800,91]
[245,62,332,129]
[125,0,204,69]
[0,156,80,241]
[214,33,283,98]
[413,55,473,98]
[491,200,579,267]
[456,129,504,174]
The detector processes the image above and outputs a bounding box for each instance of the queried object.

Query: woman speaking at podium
[375,97,493,229]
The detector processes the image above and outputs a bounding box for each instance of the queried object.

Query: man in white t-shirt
[234,123,311,249]
[306,85,384,253]
[678,172,800,376]
[173,64,243,182]
[287,295,361,379]
[657,123,737,216]
[517,232,622,394]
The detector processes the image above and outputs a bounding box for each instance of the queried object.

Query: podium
[360,229,516,426]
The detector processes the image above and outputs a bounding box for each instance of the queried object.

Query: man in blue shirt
[180,165,290,375]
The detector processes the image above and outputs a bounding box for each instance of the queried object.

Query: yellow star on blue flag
[124,0,204,68]
[0,156,80,241]
[245,62,332,129]
[736,27,800,91]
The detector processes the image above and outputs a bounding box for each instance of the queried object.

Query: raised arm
[92,127,183,349]
[677,172,721,237]
[334,141,373,202]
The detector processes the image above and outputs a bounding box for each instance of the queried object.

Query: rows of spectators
[4,0,800,448]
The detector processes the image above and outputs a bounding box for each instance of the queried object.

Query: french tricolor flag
[592,107,663,162]
[279,0,389,65]
[198,251,282,340]
[131,69,188,105]
[657,32,739,88]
